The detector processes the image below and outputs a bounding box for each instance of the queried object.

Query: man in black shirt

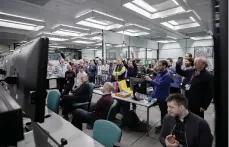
[62,65,76,96]
[160,94,213,147]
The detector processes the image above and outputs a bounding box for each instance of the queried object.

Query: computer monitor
[130,77,147,100]
[4,37,49,123]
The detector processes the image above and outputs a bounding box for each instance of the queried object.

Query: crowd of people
[48,51,214,147]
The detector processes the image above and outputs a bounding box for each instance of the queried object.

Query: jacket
[113,64,126,81]
[92,94,114,121]
[150,69,170,101]
[123,60,138,78]
[72,81,91,100]
[87,65,97,77]
[160,112,213,147]
[167,66,182,88]
[176,63,213,110]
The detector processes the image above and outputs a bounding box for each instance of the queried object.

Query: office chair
[47,90,61,114]
[86,99,118,130]
[72,82,95,110]
[93,120,122,147]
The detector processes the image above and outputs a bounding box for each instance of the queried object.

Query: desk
[93,89,157,136]
[18,107,104,147]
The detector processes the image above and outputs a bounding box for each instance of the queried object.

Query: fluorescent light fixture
[85,18,110,25]
[52,24,89,31]
[91,36,102,40]
[106,44,112,47]
[171,0,179,5]
[116,31,149,36]
[123,2,152,19]
[49,37,68,41]
[126,29,139,33]
[95,43,102,46]
[168,20,178,25]
[132,0,157,13]
[130,24,150,30]
[0,12,44,22]
[77,20,106,30]
[115,44,126,47]
[167,36,177,39]
[193,10,201,20]
[0,18,44,31]
[0,12,45,31]
[161,22,200,30]
[49,45,66,48]
[151,6,185,19]
[93,10,124,21]
[73,40,95,44]
[189,16,196,22]
[53,30,80,37]
[157,40,177,43]
[190,36,212,40]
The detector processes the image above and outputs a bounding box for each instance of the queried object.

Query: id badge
[185,84,191,90]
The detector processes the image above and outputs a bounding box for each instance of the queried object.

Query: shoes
[155,125,162,134]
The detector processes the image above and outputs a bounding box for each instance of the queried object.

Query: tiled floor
[83,94,216,147]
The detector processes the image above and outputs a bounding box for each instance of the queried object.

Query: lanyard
[188,71,199,84]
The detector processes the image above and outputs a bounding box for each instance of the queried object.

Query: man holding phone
[160,94,213,147]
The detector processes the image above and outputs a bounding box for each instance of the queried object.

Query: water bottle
[148,95,152,103]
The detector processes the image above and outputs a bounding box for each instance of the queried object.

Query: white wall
[159,39,214,69]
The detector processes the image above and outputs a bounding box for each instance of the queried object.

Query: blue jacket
[167,66,182,88]
[150,69,171,101]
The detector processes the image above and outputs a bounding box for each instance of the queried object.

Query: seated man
[62,74,91,120]
[160,93,213,147]
[71,82,114,130]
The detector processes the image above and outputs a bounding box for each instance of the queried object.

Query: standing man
[167,58,182,93]
[87,60,97,83]
[160,93,213,147]
[62,65,76,96]
[145,60,171,134]
[176,57,213,118]
[57,59,68,95]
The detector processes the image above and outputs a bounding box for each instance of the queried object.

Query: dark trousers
[62,83,74,96]
[58,78,66,94]
[71,109,93,130]
[158,100,168,125]
[170,87,181,94]
[62,95,87,117]
[89,76,95,83]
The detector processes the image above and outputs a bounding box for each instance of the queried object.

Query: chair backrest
[88,82,95,110]
[47,91,61,113]
[93,120,122,147]
[107,99,118,120]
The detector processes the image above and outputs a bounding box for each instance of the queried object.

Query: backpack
[122,110,139,128]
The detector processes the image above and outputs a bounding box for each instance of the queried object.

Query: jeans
[71,109,93,130]
[57,78,65,94]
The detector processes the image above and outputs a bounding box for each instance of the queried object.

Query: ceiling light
[52,24,89,31]
[0,19,44,31]
[123,2,152,19]
[117,31,149,36]
[171,0,179,5]
[151,6,185,19]
[167,36,177,39]
[190,36,212,40]
[85,18,110,26]
[189,17,196,22]
[53,30,80,37]
[93,10,124,21]
[49,45,66,48]
[157,40,177,43]
[168,20,178,25]
[0,12,45,31]
[193,10,201,20]
[91,36,102,40]
[130,24,150,30]
[161,22,200,30]
[73,40,95,44]
[106,44,112,47]
[77,20,106,30]
[132,0,157,13]
[126,29,139,33]
[49,37,68,41]
[95,43,102,46]
[161,22,175,30]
